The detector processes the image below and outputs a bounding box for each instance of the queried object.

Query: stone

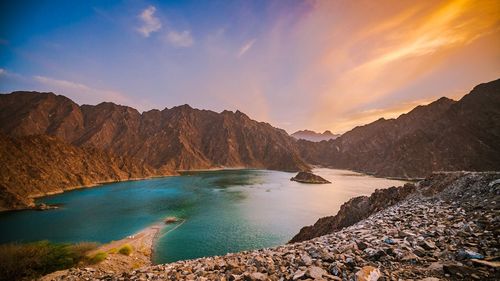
[470,259,500,268]
[419,240,436,250]
[246,272,268,281]
[306,266,327,279]
[383,238,395,245]
[456,249,484,260]
[355,266,381,281]
[292,270,306,280]
[300,254,313,266]
[356,241,369,250]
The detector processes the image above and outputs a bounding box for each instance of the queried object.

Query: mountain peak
[291,129,339,142]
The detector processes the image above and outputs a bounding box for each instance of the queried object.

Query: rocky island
[42,171,500,281]
[291,171,331,184]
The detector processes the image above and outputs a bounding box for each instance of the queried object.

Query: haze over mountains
[0,78,499,210]
[291,130,340,142]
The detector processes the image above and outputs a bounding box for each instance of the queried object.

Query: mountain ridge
[297,78,500,178]
[0,78,499,210]
[0,91,309,173]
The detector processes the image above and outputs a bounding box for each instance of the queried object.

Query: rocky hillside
[289,183,417,243]
[0,92,308,172]
[291,130,340,142]
[298,78,500,178]
[0,133,157,211]
[44,172,500,280]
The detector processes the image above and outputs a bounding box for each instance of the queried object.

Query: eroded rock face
[42,172,500,281]
[289,183,416,243]
[0,134,157,211]
[0,92,309,173]
[298,78,500,178]
[290,171,331,184]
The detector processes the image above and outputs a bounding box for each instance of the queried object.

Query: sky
[1,0,499,133]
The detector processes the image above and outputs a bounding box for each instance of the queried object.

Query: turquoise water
[0,169,406,263]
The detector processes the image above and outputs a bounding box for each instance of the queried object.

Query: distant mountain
[298,78,500,178]
[0,133,157,210]
[291,130,340,142]
[0,91,309,173]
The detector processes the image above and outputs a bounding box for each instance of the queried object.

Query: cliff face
[289,183,417,243]
[298,78,500,178]
[0,134,157,211]
[0,92,309,172]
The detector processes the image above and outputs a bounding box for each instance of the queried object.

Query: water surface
[0,169,406,263]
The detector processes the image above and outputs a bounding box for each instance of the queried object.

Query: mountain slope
[298,78,500,178]
[0,134,157,211]
[0,92,309,172]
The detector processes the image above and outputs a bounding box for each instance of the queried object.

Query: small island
[290,171,331,184]
[164,216,179,224]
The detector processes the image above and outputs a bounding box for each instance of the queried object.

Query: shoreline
[41,222,166,281]
[0,174,176,213]
[29,174,175,199]
[42,172,500,280]
[10,167,296,212]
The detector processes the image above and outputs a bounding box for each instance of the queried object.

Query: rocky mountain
[298,78,500,178]
[0,133,157,211]
[0,91,309,173]
[291,130,340,142]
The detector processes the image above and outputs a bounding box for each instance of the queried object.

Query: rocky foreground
[43,172,499,281]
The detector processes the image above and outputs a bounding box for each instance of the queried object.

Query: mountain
[291,129,340,142]
[0,133,157,211]
[297,78,500,178]
[0,91,309,173]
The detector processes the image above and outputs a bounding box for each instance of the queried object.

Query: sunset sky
[1,0,499,133]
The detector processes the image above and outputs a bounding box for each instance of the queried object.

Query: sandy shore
[41,223,165,280]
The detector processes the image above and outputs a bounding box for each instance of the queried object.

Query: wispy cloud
[166,30,194,47]
[33,75,140,108]
[137,6,162,37]
[237,39,256,58]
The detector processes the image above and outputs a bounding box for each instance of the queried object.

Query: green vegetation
[88,251,107,264]
[118,244,133,256]
[0,240,97,281]
[107,247,118,254]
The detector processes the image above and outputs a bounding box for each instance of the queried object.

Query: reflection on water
[0,169,406,263]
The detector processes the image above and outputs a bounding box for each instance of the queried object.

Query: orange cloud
[293,0,500,132]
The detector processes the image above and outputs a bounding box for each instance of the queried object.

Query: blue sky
[1,0,499,133]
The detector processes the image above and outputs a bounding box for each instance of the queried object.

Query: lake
[0,169,406,263]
